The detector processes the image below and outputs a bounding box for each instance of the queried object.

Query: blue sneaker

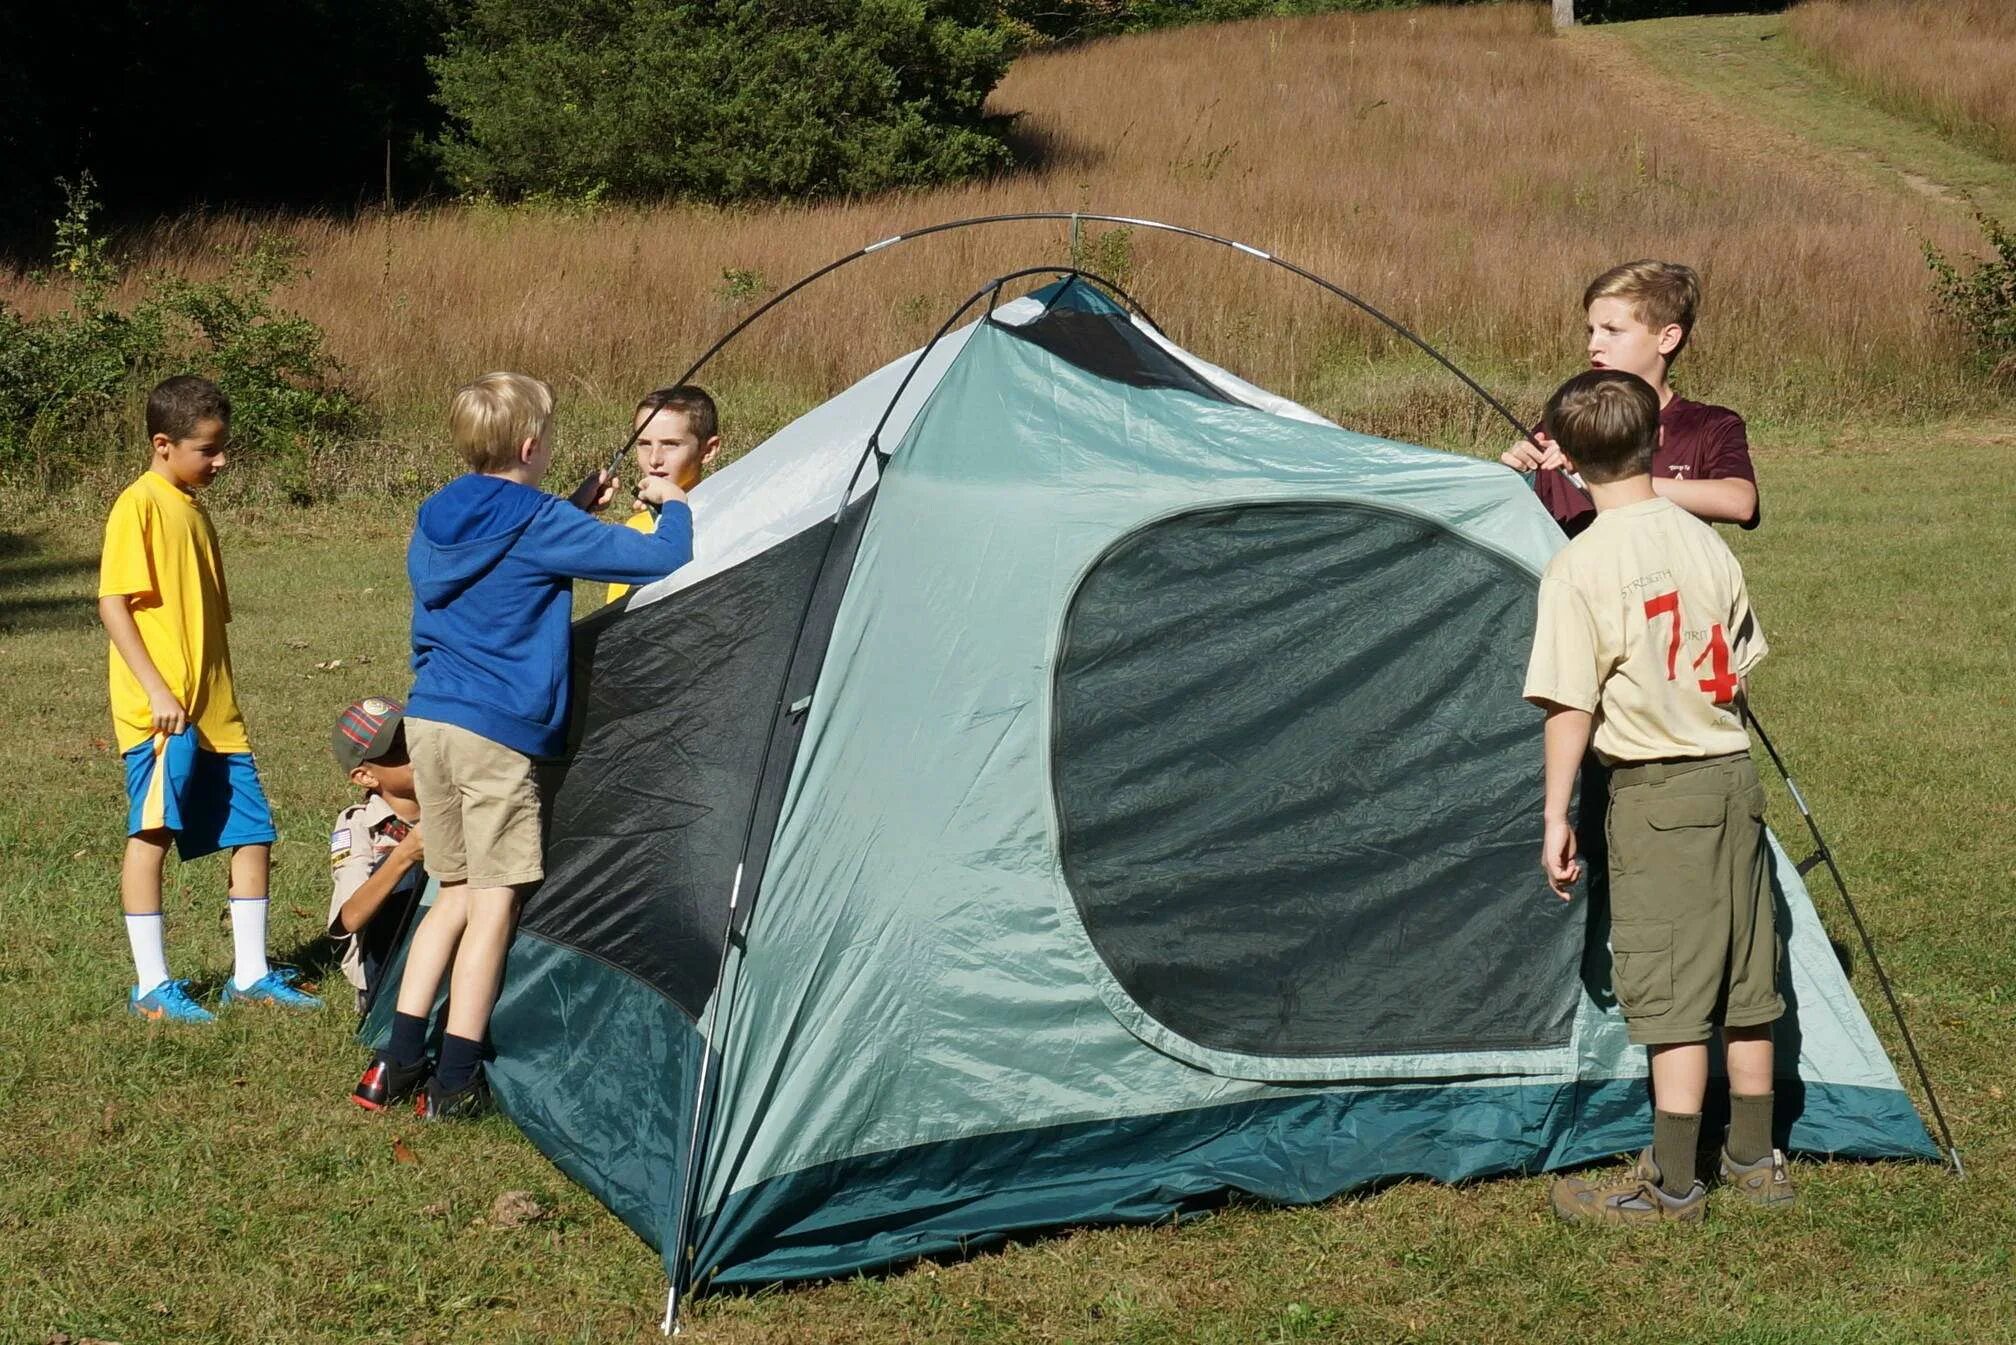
[221,969,325,1011]
[130,979,216,1024]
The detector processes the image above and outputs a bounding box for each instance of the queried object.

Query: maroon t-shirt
[1532,396,1759,537]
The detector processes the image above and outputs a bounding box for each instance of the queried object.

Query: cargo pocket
[1647,793,1725,833]
[1609,920,1674,1017]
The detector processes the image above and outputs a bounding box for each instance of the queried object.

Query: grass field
[5,4,2016,1342]
[4,422,2011,1344]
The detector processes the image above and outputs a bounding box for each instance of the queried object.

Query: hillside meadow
[0,2,2000,500]
[1789,0,2016,165]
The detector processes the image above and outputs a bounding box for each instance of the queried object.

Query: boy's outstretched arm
[98,595,186,736]
[1539,702,1593,900]
[1652,474,1756,524]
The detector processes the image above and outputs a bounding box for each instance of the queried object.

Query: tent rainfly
[366,272,1936,1313]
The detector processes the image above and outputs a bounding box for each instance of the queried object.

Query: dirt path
[1562,13,2016,221]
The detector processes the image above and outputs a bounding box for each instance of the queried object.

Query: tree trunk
[1553,0,1576,28]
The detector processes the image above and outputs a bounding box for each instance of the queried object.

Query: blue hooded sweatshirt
[406,475,693,757]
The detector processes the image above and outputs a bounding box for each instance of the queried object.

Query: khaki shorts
[1604,752,1784,1046]
[407,717,544,889]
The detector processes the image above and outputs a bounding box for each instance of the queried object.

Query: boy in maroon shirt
[1503,261,1760,537]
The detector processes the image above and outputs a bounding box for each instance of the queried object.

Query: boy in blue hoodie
[350,371,692,1118]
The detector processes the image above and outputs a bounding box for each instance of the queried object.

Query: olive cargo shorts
[1604,752,1785,1046]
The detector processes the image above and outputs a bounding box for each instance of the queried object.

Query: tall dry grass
[1,3,1991,478]
[1789,0,2016,165]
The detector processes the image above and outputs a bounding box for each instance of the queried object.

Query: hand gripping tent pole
[634,214,1953,1330]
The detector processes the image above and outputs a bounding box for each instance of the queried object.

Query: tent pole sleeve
[1746,702,1963,1176]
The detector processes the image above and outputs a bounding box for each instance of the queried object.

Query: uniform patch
[330,828,352,867]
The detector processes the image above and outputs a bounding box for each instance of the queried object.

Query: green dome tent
[369,261,1936,1315]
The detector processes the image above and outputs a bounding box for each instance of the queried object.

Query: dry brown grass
[1789,0,2016,165]
[1,4,1991,467]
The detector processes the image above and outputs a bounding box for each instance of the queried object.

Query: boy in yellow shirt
[1524,368,1791,1223]
[605,385,718,604]
[98,375,321,1022]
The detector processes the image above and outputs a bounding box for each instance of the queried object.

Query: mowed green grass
[2,423,2012,1344]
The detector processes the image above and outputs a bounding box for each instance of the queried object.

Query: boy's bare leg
[121,830,172,915]
[395,881,470,1018]
[227,842,269,900]
[1723,1024,1774,1096]
[443,885,519,1043]
[1648,1041,1709,1113]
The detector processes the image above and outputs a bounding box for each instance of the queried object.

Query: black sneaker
[415,1069,491,1122]
[351,1053,430,1112]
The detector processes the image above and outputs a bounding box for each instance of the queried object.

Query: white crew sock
[125,912,171,997]
[228,895,271,989]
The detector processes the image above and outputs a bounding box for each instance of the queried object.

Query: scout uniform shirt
[98,470,250,753]
[327,795,423,1010]
[1523,497,1767,765]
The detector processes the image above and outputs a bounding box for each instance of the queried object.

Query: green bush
[0,180,371,491]
[1924,212,2016,374]
[432,0,1016,203]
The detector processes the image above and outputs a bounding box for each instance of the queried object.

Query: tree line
[0,0,1438,247]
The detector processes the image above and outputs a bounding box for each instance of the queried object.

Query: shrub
[1924,213,2016,374]
[432,0,1016,203]
[0,180,371,490]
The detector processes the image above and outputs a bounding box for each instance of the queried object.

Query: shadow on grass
[0,530,97,634]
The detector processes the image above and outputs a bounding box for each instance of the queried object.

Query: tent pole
[608,211,1545,480]
[1746,702,1963,1176]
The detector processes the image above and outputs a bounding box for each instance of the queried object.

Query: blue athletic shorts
[122,727,279,861]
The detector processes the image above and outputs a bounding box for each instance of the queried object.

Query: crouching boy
[1522,368,1792,1222]
[327,697,426,1015]
[350,372,691,1119]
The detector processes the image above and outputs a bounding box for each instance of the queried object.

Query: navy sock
[387,1012,429,1069]
[435,1033,484,1093]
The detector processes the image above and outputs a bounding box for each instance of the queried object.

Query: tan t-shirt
[1524,497,1766,765]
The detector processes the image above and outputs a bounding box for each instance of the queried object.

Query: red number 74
[1643,590,1741,705]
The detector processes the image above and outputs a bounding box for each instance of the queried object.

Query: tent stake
[1746,703,1963,1176]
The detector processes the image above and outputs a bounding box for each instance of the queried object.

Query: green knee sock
[1728,1091,1776,1166]
[1653,1110,1702,1196]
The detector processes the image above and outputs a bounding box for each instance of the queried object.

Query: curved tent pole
[1744,704,1963,1176]
[610,210,1541,481]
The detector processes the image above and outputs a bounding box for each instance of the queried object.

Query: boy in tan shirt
[1523,368,1792,1224]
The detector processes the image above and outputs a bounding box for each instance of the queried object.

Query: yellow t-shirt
[99,471,250,753]
[1523,497,1766,765]
[604,510,657,604]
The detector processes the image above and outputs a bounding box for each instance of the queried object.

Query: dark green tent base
[387,939,1932,1289]
[695,1073,1934,1287]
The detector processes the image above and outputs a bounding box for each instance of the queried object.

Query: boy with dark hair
[606,384,721,604]
[1503,260,1760,537]
[1524,368,1791,1224]
[99,374,321,1021]
[350,372,692,1118]
[327,696,426,1018]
